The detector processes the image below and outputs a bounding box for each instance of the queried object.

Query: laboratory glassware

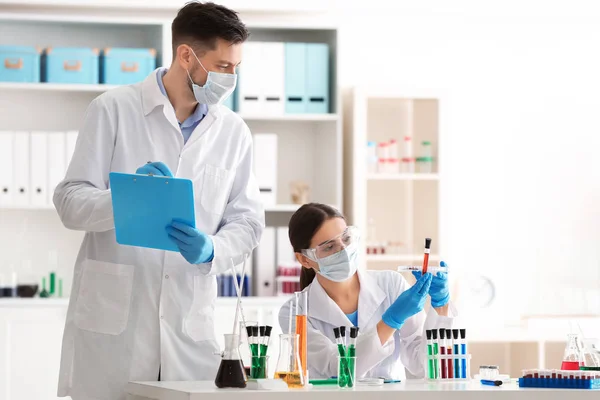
[295,291,308,381]
[215,333,247,388]
[274,333,304,388]
[422,238,432,274]
[240,320,258,376]
[582,339,600,367]
[338,356,356,388]
[17,260,38,297]
[562,333,584,370]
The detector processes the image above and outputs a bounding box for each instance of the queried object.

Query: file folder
[285,43,307,113]
[47,132,66,204]
[238,41,263,115]
[253,133,277,206]
[13,132,30,206]
[109,172,196,252]
[261,42,285,115]
[254,227,276,296]
[0,132,14,206]
[306,43,329,114]
[30,131,48,207]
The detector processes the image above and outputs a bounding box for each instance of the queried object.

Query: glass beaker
[215,334,247,388]
[274,333,304,388]
[561,334,584,370]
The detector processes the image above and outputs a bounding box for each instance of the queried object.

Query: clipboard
[109,172,196,252]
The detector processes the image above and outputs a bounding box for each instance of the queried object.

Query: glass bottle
[274,333,304,388]
[215,334,246,388]
[582,339,600,367]
[561,333,584,370]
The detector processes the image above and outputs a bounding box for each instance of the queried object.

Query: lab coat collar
[307,268,386,328]
[141,69,170,116]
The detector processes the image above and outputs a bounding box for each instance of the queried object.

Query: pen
[481,379,503,386]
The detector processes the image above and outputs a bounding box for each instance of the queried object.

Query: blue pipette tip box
[518,377,600,389]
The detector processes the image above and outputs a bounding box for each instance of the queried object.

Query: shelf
[367,173,439,181]
[366,254,441,262]
[0,82,119,93]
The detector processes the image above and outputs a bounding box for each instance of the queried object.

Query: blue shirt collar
[156,67,208,128]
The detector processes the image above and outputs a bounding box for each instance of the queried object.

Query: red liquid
[561,361,581,370]
[440,346,447,379]
[447,347,453,378]
[422,253,430,274]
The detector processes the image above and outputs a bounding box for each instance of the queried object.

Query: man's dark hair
[171,1,249,56]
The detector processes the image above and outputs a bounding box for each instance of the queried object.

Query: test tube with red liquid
[422,238,432,274]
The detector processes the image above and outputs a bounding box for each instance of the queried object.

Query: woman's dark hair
[171,1,249,55]
[288,203,345,290]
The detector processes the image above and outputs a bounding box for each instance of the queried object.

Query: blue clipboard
[109,172,196,252]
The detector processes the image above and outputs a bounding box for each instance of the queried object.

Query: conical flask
[561,333,584,370]
[215,334,247,388]
[274,333,305,388]
[582,339,600,368]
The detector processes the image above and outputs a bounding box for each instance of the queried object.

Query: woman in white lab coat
[278,203,457,381]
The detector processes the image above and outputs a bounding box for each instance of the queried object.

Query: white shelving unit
[0,3,341,297]
[343,87,444,271]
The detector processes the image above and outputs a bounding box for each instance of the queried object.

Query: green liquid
[433,343,439,379]
[337,344,349,387]
[347,345,356,387]
[427,344,434,379]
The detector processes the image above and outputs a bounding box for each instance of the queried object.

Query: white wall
[337,0,600,325]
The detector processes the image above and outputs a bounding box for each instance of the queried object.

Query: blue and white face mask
[187,49,237,105]
[315,243,359,282]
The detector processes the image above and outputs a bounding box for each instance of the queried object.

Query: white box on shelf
[47,132,66,204]
[254,227,276,297]
[30,131,49,207]
[0,131,14,206]
[238,41,263,115]
[276,227,295,266]
[13,132,30,206]
[253,133,278,206]
[260,42,285,115]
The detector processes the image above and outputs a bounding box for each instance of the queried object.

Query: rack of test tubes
[519,369,600,389]
[425,328,471,381]
[245,325,273,379]
[333,326,359,388]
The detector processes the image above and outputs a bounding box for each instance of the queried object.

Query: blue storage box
[45,47,99,84]
[101,48,156,85]
[0,45,41,83]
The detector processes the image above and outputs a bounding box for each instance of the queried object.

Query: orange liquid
[295,315,307,379]
[275,371,303,388]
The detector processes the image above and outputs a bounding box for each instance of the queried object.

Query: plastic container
[377,142,389,160]
[0,45,41,83]
[388,158,400,174]
[366,141,378,174]
[377,158,387,174]
[101,48,156,85]
[388,139,399,159]
[401,157,414,173]
[45,47,99,84]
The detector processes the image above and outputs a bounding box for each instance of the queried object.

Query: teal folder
[109,172,196,252]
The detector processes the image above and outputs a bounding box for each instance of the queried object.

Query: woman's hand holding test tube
[381,273,432,330]
[412,261,450,315]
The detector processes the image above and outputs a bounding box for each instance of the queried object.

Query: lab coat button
[165,275,169,279]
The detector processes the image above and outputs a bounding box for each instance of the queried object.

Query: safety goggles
[301,226,360,261]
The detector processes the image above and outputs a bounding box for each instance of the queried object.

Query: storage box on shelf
[101,47,157,85]
[0,45,41,83]
[44,47,99,84]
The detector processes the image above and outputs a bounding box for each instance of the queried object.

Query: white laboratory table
[126,380,599,400]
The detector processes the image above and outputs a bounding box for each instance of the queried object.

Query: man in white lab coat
[53,3,264,400]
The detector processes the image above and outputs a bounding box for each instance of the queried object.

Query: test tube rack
[426,354,472,381]
[519,370,600,389]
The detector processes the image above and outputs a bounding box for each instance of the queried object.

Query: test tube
[460,329,467,379]
[295,291,308,381]
[452,329,460,378]
[445,329,453,379]
[439,329,447,379]
[431,329,439,379]
[422,238,432,274]
[426,330,434,379]
[397,265,448,274]
[340,326,347,348]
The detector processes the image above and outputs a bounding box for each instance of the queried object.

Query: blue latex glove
[412,261,450,308]
[136,161,173,177]
[382,272,432,329]
[166,221,214,264]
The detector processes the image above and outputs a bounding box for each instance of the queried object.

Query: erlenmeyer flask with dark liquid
[215,333,247,388]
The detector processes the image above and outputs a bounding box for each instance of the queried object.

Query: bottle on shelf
[366,141,378,174]
[402,136,415,173]
[417,140,434,173]
[17,260,38,298]
[0,265,18,298]
[388,139,399,159]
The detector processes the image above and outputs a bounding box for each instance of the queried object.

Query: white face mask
[315,243,358,282]
[187,49,237,105]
